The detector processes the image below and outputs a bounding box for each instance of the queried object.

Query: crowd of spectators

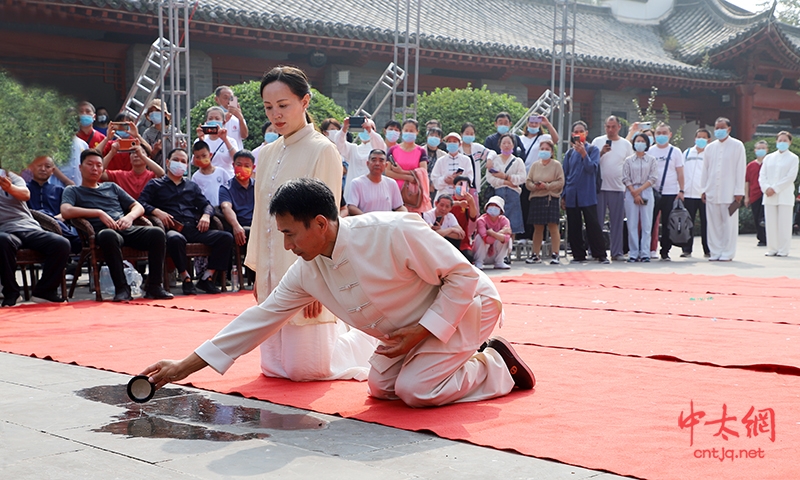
[2,88,799,307]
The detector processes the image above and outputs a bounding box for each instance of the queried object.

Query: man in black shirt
[483,112,525,157]
[61,149,173,302]
[138,148,233,295]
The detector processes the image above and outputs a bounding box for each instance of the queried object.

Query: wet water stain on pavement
[76,385,327,441]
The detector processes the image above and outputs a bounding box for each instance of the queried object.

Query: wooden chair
[16,210,68,301]
[148,216,228,293]
[69,216,153,301]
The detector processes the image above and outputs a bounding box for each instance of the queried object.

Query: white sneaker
[474,261,484,269]
[494,263,511,270]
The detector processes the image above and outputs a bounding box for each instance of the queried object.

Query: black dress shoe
[113,288,133,302]
[2,295,19,307]
[143,286,174,300]
[31,291,67,303]
[182,279,197,295]
[196,278,221,294]
[485,336,535,390]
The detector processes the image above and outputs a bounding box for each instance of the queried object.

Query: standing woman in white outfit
[759,131,799,257]
[247,66,376,381]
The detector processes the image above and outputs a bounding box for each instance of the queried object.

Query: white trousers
[764,204,793,256]
[706,203,739,260]
[367,295,515,407]
[473,235,511,266]
[623,189,654,260]
[260,320,377,381]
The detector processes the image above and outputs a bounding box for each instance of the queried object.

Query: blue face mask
[116,131,130,139]
[755,149,767,158]
[455,185,464,195]
[695,138,708,149]
[496,125,510,135]
[528,126,540,135]
[634,142,648,152]
[777,141,790,152]
[462,135,475,144]
[264,132,279,143]
[358,131,371,142]
[486,206,501,217]
[427,137,441,148]
[402,132,417,143]
[79,114,94,127]
[385,130,400,143]
[655,135,669,146]
[714,129,728,140]
[446,142,459,154]
[207,120,223,128]
[538,150,552,160]
[149,112,163,124]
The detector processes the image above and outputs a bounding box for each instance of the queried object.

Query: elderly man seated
[26,155,82,254]
[473,196,512,270]
[345,149,406,216]
[1,168,70,306]
[422,194,465,251]
[61,149,173,302]
[138,148,234,295]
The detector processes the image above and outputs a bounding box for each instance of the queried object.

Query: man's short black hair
[384,120,401,130]
[426,127,444,138]
[192,140,210,153]
[233,149,255,163]
[269,178,338,227]
[495,112,512,122]
[79,148,103,164]
[166,148,188,160]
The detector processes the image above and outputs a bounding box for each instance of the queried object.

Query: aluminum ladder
[354,62,406,120]
[511,89,567,135]
[120,38,173,122]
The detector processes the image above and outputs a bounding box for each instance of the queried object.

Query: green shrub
[189,81,346,151]
[0,71,78,173]
[413,85,528,142]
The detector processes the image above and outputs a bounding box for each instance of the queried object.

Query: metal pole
[183,0,191,148]
[402,0,411,121]
[393,0,400,116]
[567,0,576,140]
[412,0,420,121]
[158,1,166,152]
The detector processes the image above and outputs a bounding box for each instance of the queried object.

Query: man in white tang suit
[142,178,534,407]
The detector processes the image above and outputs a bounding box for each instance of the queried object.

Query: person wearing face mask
[473,196,512,270]
[94,107,110,135]
[334,117,387,202]
[138,148,234,295]
[459,122,493,200]
[190,140,232,207]
[386,119,431,213]
[142,99,178,169]
[680,129,712,258]
[383,120,402,149]
[700,117,745,262]
[195,106,240,178]
[75,101,106,149]
[424,127,446,199]
[621,134,658,263]
[430,132,474,198]
[562,121,608,264]
[485,134,526,241]
[648,123,685,261]
[759,131,799,257]
[60,149,173,301]
[745,140,769,248]
[484,112,525,157]
[219,150,256,255]
[252,120,280,167]
[524,140,564,265]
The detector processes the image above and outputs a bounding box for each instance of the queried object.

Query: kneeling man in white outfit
[142,178,534,407]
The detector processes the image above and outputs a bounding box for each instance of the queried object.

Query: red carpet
[1,272,798,480]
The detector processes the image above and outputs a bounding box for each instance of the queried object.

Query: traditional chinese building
[2,0,799,144]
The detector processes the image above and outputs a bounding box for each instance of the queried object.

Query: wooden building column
[735,84,756,141]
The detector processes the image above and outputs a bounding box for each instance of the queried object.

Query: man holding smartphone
[214,86,249,145]
[591,116,634,262]
[430,133,474,199]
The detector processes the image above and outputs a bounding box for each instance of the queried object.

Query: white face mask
[168,160,187,177]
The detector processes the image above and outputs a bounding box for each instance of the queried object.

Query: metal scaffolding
[392,0,421,121]
[158,0,192,153]
[551,0,577,161]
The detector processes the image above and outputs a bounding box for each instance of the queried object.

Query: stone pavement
[1,234,796,479]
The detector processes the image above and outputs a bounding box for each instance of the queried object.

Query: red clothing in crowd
[451,200,475,251]
[105,169,156,200]
[103,142,132,171]
[76,129,105,149]
[745,160,763,202]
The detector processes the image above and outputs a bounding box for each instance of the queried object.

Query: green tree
[631,86,682,146]
[189,81,346,151]
[412,85,527,141]
[0,71,77,173]
[760,0,800,25]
